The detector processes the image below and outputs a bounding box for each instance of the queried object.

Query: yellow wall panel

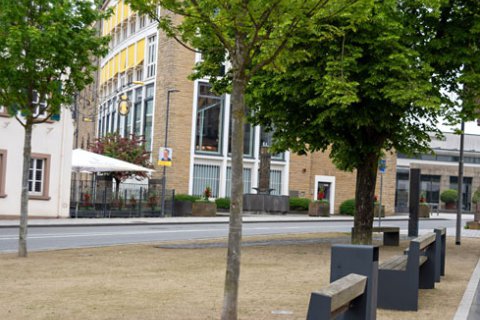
[114,54,120,75]
[127,44,135,68]
[120,49,127,73]
[136,39,145,65]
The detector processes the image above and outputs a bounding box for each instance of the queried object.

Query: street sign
[379,159,386,174]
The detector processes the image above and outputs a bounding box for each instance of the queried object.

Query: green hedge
[440,189,458,204]
[215,197,231,209]
[289,197,310,211]
[339,199,356,216]
[174,194,201,202]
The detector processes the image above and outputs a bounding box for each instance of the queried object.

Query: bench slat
[314,273,367,313]
[380,255,428,271]
[413,233,436,250]
[372,227,399,233]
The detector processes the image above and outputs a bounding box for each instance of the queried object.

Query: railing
[70,179,175,218]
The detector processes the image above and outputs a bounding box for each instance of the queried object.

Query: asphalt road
[0,218,457,253]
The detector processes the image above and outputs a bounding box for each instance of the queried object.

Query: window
[450,176,473,211]
[269,170,282,195]
[125,91,133,135]
[420,175,440,205]
[136,67,143,81]
[133,88,143,136]
[260,127,284,160]
[28,154,51,200]
[225,167,251,197]
[146,35,157,78]
[130,18,136,35]
[122,24,128,40]
[139,15,146,28]
[195,82,224,154]
[127,72,133,84]
[144,84,154,151]
[228,109,253,157]
[192,164,220,197]
[0,150,6,198]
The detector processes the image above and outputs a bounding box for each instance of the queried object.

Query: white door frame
[314,175,336,214]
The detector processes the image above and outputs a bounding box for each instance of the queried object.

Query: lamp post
[161,89,179,217]
[456,120,465,245]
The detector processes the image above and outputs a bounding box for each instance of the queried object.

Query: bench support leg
[383,232,399,246]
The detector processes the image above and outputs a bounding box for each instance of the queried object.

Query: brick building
[84,0,398,215]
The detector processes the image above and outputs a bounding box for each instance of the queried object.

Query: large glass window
[395,169,409,212]
[260,127,284,160]
[450,176,473,211]
[228,110,253,157]
[134,88,143,136]
[421,175,441,205]
[125,91,133,136]
[225,167,252,197]
[144,85,154,151]
[192,164,220,197]
[195,82,224,154]
[0,149,6,198]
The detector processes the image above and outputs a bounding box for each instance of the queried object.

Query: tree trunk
[221,71,246,319]
[352,152,379,245]
[19,123,33,257]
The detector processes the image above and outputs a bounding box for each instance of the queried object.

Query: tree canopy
[248,0,479,243]
[0,0,109,257]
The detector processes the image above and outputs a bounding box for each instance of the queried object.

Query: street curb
[454,257,480,320]
[0,217,448,228]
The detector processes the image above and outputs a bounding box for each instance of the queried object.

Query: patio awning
[71,148,154,173]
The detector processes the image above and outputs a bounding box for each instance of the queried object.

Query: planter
[173,200,193,216]
[192,201,217,217]
[419,205,430,218]
[374,205,385,218]
[308,202,329,217]
[445,202,456,210]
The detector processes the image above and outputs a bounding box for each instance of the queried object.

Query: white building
[0,107,73,218]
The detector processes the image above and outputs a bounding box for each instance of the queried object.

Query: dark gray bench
[351,226,400,246]
[377,232,437,311]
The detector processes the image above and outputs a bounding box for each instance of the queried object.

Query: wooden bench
[377,232,437,311]
[351,226,400,246]
[306,273,367,320]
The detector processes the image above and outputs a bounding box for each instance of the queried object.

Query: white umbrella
[72,148,154,173]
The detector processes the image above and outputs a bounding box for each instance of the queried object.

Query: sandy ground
[0,233,479,320]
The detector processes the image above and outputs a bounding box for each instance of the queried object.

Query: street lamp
[161,89,180,217]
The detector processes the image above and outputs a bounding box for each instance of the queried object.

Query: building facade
[90,1,398,215]
[0,107,73,218]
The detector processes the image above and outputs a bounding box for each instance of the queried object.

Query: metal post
[161,89,179,217]
[408,168,421,237]
[456,121,465,245]
[378,174,383,227]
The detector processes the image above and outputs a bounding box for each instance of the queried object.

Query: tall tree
[0,0,109,257]
[89,132,153,197]
[249,0,453,244]
[126,0,369,318]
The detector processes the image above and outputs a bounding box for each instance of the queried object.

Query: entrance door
[314,175,336,214]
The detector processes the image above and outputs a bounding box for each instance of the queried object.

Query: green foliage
[339,199,356,216]
[215,198,231,209]
[0,0,109,122]
[440,189,458,204]
[89,133,153,183]
[175,194,201,203]
[289,197,310,211]
[472,189,480,204]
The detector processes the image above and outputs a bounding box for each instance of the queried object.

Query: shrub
[339,199,355,216]
[440,189,458,204]
[289,197,310,211]
[215,197,230,209]
[472,189,480,204]
[174,194,201,202]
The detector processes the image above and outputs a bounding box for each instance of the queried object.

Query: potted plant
[173,194,200,216]
[373,195,385,218]
[419,193,430,218]
[440,189,458,210]
[472,188,480,221]
[192,186,217,217]
[309,187,330,217]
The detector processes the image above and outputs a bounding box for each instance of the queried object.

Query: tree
[248,0,453,244]
[126,0,368,318]
[0,0,109,257]
[89,132,153,197]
